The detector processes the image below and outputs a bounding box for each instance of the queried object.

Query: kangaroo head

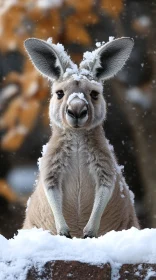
[24,37,133,130]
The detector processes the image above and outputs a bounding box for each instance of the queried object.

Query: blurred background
[0,0,156,239]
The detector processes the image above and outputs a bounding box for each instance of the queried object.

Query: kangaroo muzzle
[66,97,88,128]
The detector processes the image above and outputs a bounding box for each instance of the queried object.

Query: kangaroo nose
[66,101,88,120]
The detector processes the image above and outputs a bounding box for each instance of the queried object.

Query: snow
[37,143,49,171]
[95,41,105,47]
[0,227,156,280]
[80,68,91,76]
[63,65,79,78]
[26,197,31,212]
[90,79,101,86]
[65,66,102,87]
[119,181,125,199]
[145,270,156,280]
[137,16,151,28]
[116,164,124,174]
[109,36,115,42]
[41,143,49,156]
[72,74,82,81]
[96,42,102,47]
[37,0,64,9]
[106,139,114,152]
[7,165,37,195]
[63,67,95,83]
[37,157,42,170]
[129,189,135,204]
[67,92,88,105]
[126,87,152,109]
[46,37,53,45]
[80,49,98,71]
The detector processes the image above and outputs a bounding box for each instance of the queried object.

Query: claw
[59,231,72,239]
[64,232,72,239]
[83,234,95,239]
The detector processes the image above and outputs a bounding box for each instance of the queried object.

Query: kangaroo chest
[63,136,94,189]
[62,136,95,229]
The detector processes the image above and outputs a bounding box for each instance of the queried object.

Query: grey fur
[80,37,134,80]
[24,38,73,80]
[23,37,139,238]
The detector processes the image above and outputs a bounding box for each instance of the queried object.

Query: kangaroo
[23,37,140,238]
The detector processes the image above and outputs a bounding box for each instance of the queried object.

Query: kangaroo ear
[24,38,72,80]
[80,38,134,81]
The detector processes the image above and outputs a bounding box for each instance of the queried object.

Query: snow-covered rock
[0,227,156,280]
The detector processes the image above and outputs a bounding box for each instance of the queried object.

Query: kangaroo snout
[67,103,88,119]
[66,97,88,127]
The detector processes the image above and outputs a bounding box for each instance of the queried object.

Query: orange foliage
[0,96,42,150]
[0,3,61,52]
[1,125,28,151]
[19,99,40,129]
[65,0,93,12]
[65,16,92,45]
[0,97,22,129]
[0,180,17,202]
[28,8,61,42]
[64,1,98,46]
[101,0,123,17]
[0,5,29,52]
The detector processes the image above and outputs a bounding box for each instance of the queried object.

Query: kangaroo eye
[56,90,64,100]
[90,90,99,100]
